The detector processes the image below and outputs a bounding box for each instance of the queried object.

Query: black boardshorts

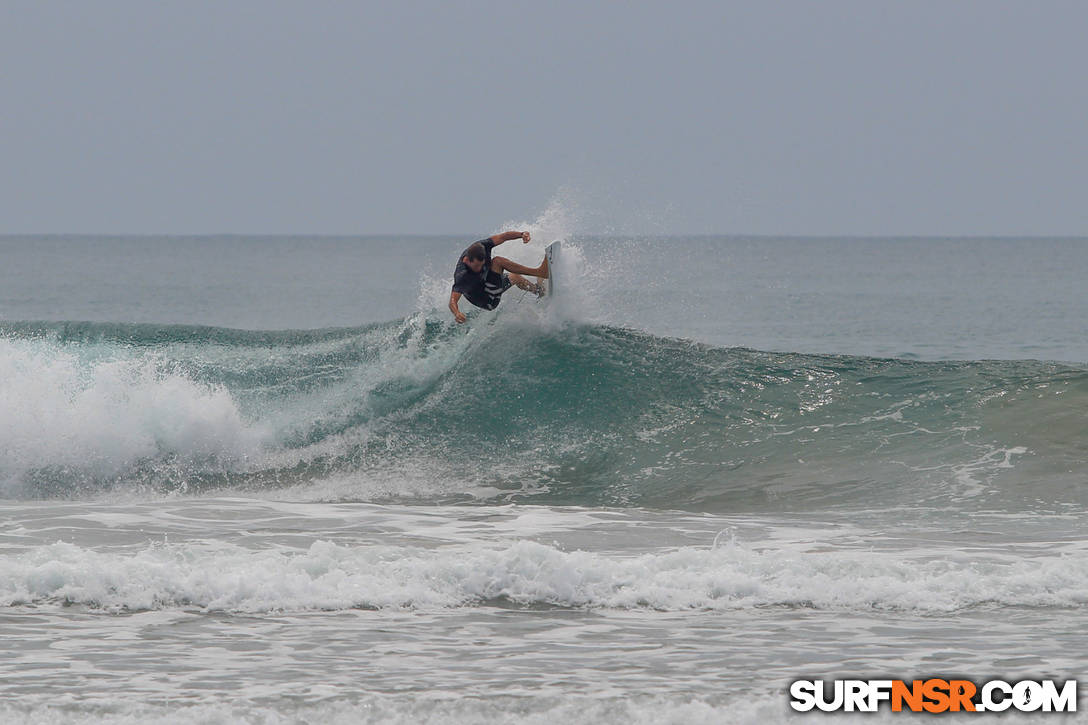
[478,271,513,310]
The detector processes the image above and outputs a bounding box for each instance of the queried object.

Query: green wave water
[2,317,1085,513]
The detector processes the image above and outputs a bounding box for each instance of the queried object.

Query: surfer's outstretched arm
[489,231,531,246]
[449,291,467,324]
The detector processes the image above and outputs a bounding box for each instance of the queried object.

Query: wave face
[1,316,1085,512]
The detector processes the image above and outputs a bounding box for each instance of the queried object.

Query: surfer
[449,231,549,323]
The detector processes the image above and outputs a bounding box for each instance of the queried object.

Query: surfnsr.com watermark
[789,679,1077,713]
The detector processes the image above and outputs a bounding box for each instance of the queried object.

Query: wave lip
[6,539,1088,614]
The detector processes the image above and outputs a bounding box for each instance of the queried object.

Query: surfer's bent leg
[508,272,544,295]
[492,256,549,279]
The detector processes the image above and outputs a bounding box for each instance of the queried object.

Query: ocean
[1,227,1086,723]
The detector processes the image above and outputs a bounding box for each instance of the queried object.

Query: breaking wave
[1,315,1085,512]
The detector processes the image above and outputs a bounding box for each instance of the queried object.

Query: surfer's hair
[465,242,487,262]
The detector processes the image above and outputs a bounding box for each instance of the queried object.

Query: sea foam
[0,337,262,491]
[4,538,1087,614]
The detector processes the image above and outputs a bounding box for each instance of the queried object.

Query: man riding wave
[448,231,549,323]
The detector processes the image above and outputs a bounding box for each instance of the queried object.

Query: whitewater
[1,228,1086,723]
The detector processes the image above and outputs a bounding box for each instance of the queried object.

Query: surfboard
[543,241,559,298]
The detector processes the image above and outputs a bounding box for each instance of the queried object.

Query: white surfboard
[543,241,560,298]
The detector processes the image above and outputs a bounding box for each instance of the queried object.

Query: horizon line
[2,232,1088,240]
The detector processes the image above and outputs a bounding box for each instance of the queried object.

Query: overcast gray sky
[1,1,1085,235]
